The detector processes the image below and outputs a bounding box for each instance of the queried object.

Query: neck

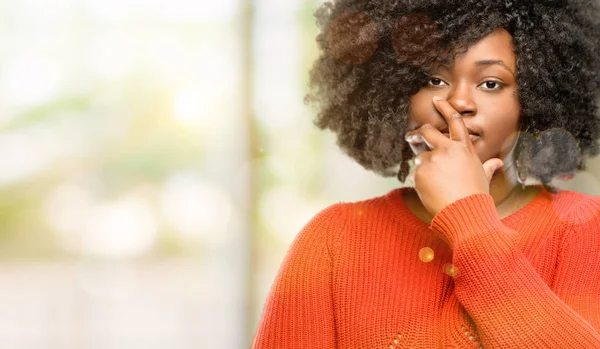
[490,131,527,209]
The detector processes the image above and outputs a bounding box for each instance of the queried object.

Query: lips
[439,126,479,136]
[442,133,480,142]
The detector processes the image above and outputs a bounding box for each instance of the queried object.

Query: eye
[426,78,505,91]
[479,80,504,90]
[427,78,447,87]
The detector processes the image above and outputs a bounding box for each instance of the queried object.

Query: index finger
[432,97,474,149]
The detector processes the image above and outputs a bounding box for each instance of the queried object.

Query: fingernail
[407,134,423,143]
[433,96,443,102]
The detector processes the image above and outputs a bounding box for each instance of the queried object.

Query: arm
[429,193,600,348]
[251,203,345,349]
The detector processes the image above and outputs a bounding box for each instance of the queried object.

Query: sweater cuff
[428,193,503,249]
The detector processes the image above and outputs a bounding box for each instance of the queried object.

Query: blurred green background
[1,0,598,348]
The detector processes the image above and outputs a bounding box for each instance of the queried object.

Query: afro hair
[304,0,600,190]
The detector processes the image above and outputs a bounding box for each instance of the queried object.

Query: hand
[404,97,504,217]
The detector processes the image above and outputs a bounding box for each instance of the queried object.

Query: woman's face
[408,29,520,164]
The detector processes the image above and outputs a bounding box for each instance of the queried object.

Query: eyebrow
[434,59,516,77]
[474,59,515,76]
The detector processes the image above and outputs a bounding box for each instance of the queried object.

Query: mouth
[442,133,480,143]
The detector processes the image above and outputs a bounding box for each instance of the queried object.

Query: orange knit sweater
[252,184,600,348]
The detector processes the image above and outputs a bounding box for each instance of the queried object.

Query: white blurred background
[0,0,598,348]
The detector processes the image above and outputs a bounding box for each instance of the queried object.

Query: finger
[414,123,448,150]
[483,158,503,182]
[410,151,431,183]
[414,155,422,166]
[432,97,474,150]
[405,133,431,155]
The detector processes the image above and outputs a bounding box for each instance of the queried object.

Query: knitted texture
[252,185,600,348]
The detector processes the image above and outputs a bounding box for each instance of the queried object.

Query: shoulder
[546,188,600,250]
[303,202,346,228]
[550,188,600,226]
[544,190,600,272]
[306,191,390,229]
[290,202,347,257]
[333,189,399,221]
[301,190,397,246]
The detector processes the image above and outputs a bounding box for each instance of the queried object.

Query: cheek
[408,93,437,125]
[481,98,520,132]
[480,111,521,154]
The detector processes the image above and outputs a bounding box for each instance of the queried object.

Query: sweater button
[443,263,458,277]
[418,247,434,262]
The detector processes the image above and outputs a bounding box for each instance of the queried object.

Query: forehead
[434,29,516,72]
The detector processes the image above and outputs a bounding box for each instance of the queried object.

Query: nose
[446,83,477,117]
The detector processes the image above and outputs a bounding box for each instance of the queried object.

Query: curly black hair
[304,0,600,190]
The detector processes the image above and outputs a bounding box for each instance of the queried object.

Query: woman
[253,1,600,347]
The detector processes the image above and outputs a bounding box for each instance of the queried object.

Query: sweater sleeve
[251,203,345,349]
[429,193,600,348]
